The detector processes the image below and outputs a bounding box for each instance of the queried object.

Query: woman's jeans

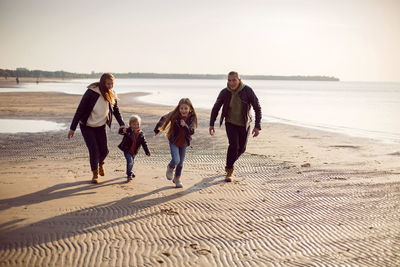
[80,123,109,171]
[123,151,136,176]
[168,143,187,177]
[225,122,250,169]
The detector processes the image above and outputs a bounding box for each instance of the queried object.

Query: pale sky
[0,0,399,82]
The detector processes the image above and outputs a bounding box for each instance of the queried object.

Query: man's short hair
[228,71,240,79]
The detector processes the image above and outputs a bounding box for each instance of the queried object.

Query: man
[209,71,262,182]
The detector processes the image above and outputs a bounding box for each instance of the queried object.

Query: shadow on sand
[0,174,225,249]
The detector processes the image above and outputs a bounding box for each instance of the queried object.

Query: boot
[225,168,234,182]
[127,172,135,183]
[173,175,183,188]
[99,162,105,176]
[166,166,174,180]
[92,169,99,184]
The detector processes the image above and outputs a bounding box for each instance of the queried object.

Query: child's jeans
[168,143,187,177]
[124,151,136,176]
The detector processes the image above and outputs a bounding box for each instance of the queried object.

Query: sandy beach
[0,90,399,266]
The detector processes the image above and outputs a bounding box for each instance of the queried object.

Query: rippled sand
[0,92,399,266]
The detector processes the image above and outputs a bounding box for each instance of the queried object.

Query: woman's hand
[67,130,75,139]
[120,125,127,134]
[209,126,215,136]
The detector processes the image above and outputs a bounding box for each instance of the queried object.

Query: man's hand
[209,126,215,136]
[252,128,260,137]
[67,130,75,139]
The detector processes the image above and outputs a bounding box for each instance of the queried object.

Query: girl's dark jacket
[70,89,125,131]
[153,113,195,146]
[118,127,150,155]
[209,85,262,130]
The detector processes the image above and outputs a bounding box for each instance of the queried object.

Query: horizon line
[1,67,340,81]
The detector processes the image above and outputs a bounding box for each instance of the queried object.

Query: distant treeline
[0,68,340,81]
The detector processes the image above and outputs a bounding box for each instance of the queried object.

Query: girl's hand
[147,153,151,157]
[154,132,158,136]
[68,130,75,139]
[180,119,186,127]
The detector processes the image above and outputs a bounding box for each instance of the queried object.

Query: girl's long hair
[160,98,198,138]
[88,73,118,105]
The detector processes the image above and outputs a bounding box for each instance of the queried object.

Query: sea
[1,78,399,143]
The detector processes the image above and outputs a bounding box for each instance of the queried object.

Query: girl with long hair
[154,98,197,188]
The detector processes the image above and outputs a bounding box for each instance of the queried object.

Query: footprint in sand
[162,251,171,257]
[188,244,212,255]
[160,208,179,215]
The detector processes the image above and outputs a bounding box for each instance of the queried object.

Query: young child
[154,98,197,188]
[118,115,151,182]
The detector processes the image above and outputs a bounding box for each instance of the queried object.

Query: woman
[68,73,125,183]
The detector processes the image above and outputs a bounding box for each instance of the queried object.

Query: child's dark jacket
[118,128,150,155]
[153,113,195,146]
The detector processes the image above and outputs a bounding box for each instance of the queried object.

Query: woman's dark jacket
[154,113,195,146]
[70,89,125,131]
[209,85,262,130]
[118,128,150,155]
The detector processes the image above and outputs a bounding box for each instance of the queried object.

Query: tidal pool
[0,119,67,133]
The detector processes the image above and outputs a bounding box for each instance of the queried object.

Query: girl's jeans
[168,143,187,177]
[123,151,136,176]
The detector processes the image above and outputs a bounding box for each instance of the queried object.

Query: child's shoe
[166,166,174,180]
[127,172,135,182]
[225,168,234,182]
[92,170,99,184]
[173,175,183,188]
[99,162,105,176]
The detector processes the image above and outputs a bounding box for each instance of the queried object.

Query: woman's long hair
[88,73,118,105]
[160,98,198,138]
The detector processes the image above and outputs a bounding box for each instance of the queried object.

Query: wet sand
[0,91,399,266]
